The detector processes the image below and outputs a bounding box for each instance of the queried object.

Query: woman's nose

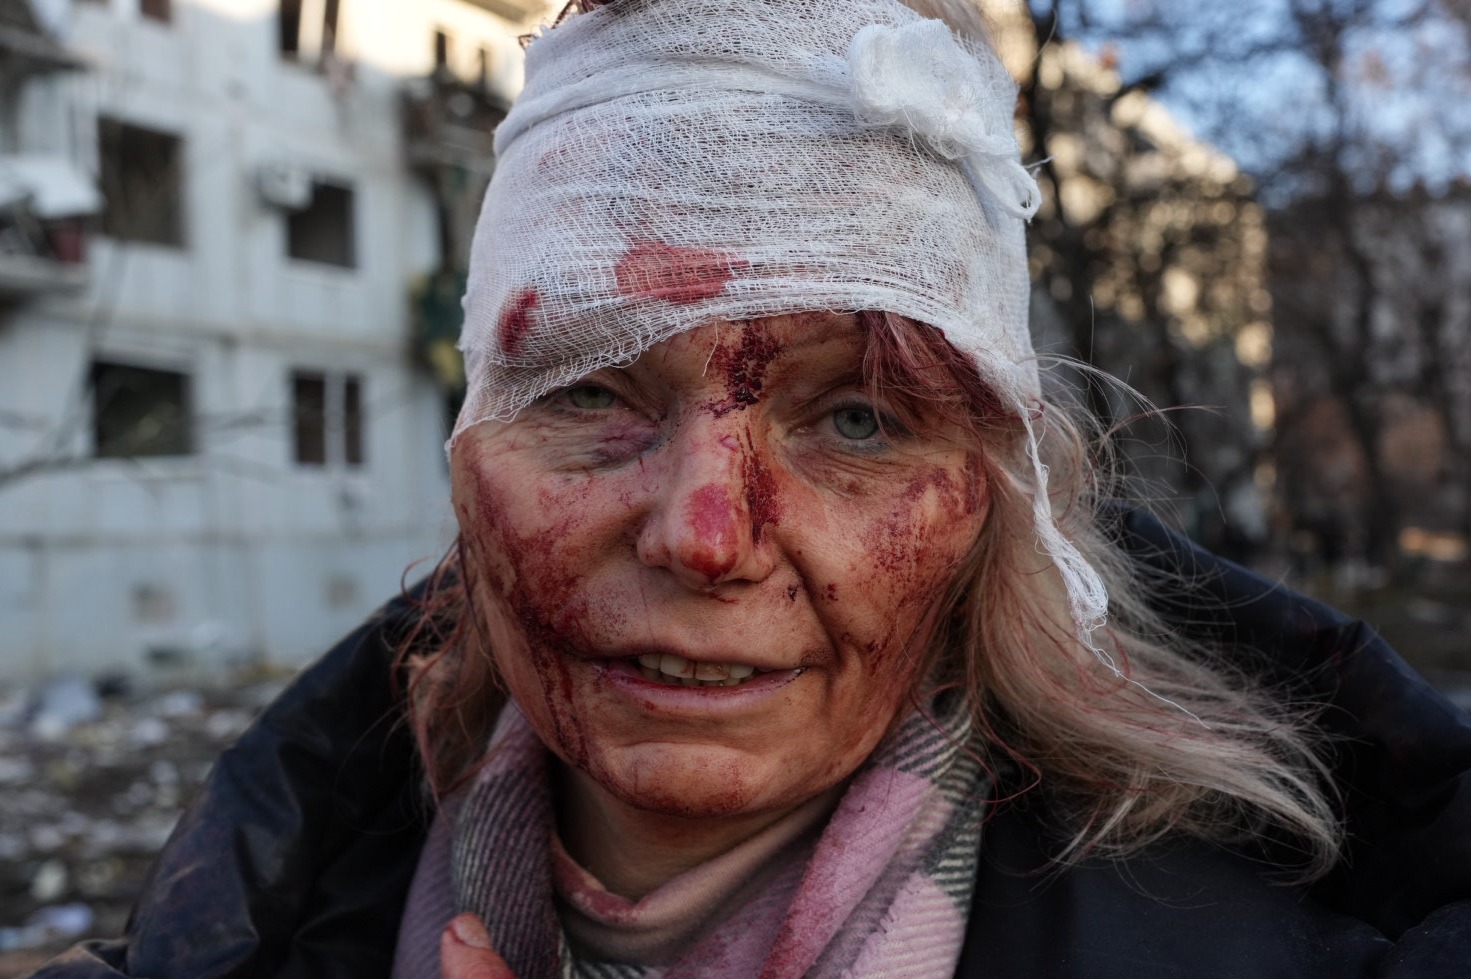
[635,427,778,590]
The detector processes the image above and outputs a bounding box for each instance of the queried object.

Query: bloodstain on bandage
[614,241,746,306]
[498,286,541,357]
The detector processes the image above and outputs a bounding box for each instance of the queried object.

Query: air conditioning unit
[256,163,313,210]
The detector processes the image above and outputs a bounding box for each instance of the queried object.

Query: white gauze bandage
[454,0,1111,646]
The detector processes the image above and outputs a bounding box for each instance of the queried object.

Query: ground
[0,674,288,977]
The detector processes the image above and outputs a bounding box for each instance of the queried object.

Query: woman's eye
[564,385,617,410]
[832,405,881,440]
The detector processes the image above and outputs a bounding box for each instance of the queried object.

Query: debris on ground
[0,671,290,978]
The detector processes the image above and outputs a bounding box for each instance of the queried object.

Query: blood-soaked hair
[856,309,1013,437]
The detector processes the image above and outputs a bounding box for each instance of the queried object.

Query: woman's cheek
[837,463,985,676]
[454,440,600,615]
[455,447,638,774]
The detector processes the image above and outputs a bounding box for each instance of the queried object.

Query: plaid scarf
[452,693,986,978]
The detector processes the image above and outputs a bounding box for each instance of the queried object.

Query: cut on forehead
[647,311,864,355]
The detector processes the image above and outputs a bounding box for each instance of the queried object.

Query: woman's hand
[440,913,517,979]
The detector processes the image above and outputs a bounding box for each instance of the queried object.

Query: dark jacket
[30,510,1471,978]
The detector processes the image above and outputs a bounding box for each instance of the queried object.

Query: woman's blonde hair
[863,311,1342,879]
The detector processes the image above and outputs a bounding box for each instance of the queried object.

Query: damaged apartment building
[0,0,546,680]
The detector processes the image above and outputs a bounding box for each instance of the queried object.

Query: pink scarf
[395,695,986,978]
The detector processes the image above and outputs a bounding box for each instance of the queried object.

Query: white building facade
[0,0,548,680]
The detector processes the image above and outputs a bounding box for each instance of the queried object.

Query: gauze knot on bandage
[848,20,1040,219]
[452,0,1111,652]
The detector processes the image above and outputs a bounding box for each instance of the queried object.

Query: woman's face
[451,313,989,823]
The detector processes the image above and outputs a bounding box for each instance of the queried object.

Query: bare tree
[1006,3,1275,556]
[1026,0,1471,571]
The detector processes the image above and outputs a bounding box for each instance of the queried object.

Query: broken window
[91,361,193,458]
[291,369,365,467]
[279,0,302,56]
[292,371,327,465]
[342,373,364,465]
[280,0,341,61]
[434,30,451,72]
[98,118,185,247]
[322,0,339,53]
[140,0,171,22]
[478,46,492,87]
[286,179,355,268]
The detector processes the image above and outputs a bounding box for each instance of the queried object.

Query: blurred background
[1,0,1468,970]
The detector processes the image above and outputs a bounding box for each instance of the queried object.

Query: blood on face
[450,311,993,837]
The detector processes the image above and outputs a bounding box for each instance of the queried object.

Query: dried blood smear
[740,449,782,544]
[614,241,746,305]
[705,323,781,417]
[458,438,595,765]
[498,286,540,357]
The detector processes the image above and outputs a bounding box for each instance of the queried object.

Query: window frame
[97,117,186,248]
[290,368,366,469]
[90,360,195,459]
[285,178,357,269]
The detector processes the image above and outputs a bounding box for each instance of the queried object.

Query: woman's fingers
[440,913,517,979]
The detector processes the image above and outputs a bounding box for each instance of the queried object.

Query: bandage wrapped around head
[454,0,1110,642]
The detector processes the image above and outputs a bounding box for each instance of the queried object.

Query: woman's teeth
[636,652,759,687]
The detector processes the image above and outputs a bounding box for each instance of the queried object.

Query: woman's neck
[554,763,838,901]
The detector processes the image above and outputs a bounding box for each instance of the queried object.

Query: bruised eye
[832,405,881,440]
[564,385,617,410]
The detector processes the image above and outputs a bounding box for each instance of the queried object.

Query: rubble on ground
[0,672,290,978]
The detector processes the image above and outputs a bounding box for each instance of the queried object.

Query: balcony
[0,0,81,78]
[458,0,543,23]
[0,155,100,302]
[401,72,509,277]
[401,73,509,177]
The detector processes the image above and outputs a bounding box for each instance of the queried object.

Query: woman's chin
[580,741,813,822]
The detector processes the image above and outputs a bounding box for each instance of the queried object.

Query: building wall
[0,0,547,679]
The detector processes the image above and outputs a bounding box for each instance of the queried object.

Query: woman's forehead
[614,313,866,380]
